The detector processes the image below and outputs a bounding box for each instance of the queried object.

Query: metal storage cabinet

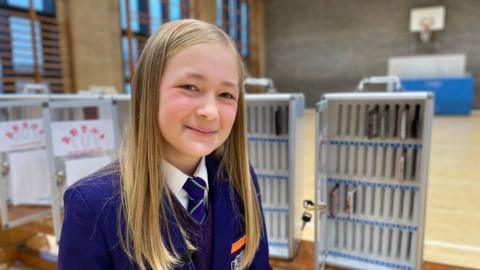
[245,93,305,259]
[0,95,51,229]
[43,94,120,240]
[315,92,434,270]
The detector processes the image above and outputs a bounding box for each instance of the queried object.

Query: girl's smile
[185,125,218,136]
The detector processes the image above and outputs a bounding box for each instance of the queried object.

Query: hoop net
[420,18,433,43]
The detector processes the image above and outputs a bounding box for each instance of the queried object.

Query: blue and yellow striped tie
[183,176,207,224]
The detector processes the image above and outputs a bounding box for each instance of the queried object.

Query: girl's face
[158,43,239,171]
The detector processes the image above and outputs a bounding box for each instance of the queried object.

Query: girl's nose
[196,94,219,121]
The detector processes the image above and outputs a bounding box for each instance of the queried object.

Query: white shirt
[162,157,209,210]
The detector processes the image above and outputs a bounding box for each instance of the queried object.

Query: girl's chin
[180,144,217,157]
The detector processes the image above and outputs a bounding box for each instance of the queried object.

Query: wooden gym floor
[299,109,480,269]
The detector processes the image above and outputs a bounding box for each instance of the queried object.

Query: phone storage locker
[315,86,434,269]
[43,94,121,240]
[246,93,305,259]
[0,95,52,229]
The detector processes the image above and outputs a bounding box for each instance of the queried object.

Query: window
[119,0,192,93]
[0,0,63,93]
[217,0,249,58]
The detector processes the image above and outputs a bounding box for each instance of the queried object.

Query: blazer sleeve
[58,186,112,270]
[249,165,273,270]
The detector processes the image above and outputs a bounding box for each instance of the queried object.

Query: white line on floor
[425,240,480,253]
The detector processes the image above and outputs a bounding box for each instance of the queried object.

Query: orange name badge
[231,235,247,254]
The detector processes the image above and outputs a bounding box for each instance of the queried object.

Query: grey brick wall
[265,0,480,108]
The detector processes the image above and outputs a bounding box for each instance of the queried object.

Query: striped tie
[183,176,207,224]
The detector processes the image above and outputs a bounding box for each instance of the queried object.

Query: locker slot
[381,227,389,257]
[366,146,372,178]
[396,148,407,182]
[359,224,365,254]
[264,105,270,134]
[366,105,380,139]
[334,220,339,248]
[339,184,346,217]
[387,188,394,219]
[339,220,346,249]
[410,190,417,221]
[275,212,281,240]
[387,228,393,258]
[380,105,389,139]
[406,231,413,261]
[352,145,358,176]
[346,104,352,137]
[346,185,356,217]
[393,104,400,138]
[354,222,362,253]
[261,106,267,134]
[375,227,382,255]
[380,146,388,179]
[329,184,340,217]
[337,104,343,136]
[253,106,259,133]
[359,185,366,216]
[373,146,381,178]
[400,229,408,261]
[402,189,412,222]
[329,219,337,248]
[366,186,374,216]
[284,141,289,171]
[378,187,385,218]
[284,105,289,135]
[343,145,349,175]
[274,105,285,135]
[411,148,418,181]
[400,105,409,141]
[395,230,402,259]
[355,104,361,137]
[364,104,369,138]
[398,189,405,220]
[411,104,421,139]
[258,142,264,170]
[346,221,354,251]
[259,178,265,205]
[272,179,279,206]
[391,147,397,179]
[367,225,374,254]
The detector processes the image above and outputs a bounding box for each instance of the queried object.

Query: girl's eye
[180,84,198,91]
[220,92,236,100]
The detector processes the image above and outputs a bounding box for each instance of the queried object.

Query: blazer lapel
[206,155,236,269]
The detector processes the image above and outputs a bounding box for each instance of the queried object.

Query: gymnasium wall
[265,0,480,108]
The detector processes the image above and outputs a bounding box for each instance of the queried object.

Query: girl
[58,19,272,270]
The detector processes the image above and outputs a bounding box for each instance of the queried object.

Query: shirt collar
[163,156,209,196]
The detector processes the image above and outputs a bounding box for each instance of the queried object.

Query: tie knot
[183,176,207,201]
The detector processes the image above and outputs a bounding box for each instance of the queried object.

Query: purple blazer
[58,155,272,270]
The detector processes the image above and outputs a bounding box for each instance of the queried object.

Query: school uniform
[58,154,272,270]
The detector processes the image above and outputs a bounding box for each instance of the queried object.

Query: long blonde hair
[119,19,262,270]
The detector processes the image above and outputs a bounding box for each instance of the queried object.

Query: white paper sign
[51,119,115,157]
[8,149,51,205]
[0,119,46,153]
[65,156,112,187]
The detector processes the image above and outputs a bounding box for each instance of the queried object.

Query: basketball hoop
[409,6,445,46]
[419,18,433,43]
